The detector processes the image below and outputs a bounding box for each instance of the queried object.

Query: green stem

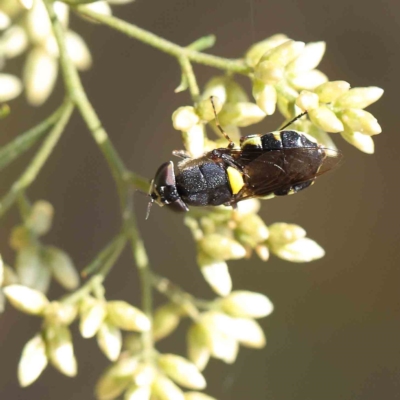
[178,57,200,102]
[0,102,68,173]
[0,100,74,219]
[75,6,251,75]
[45,0,153,356]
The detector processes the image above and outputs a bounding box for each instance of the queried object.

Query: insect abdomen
[176,161,232,206]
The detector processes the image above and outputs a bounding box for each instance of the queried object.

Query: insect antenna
[210,96,235,149]
[279,111,308,130]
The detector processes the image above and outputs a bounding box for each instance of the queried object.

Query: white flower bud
[43,246,80,290]
[24,48,58,106]
[268,223,306,245]
[272,237,325,262]
[199,234,246,260]
[309,105,344,132]
[315,81,350,103]
[46,325,77,377]
[3,284,49,315]
[229,318,266,348]
[334,87,384,109]
[66,30,92,70]
[187,324,210,371]
[252,81,277,115]
[152,374,185,400]
[245,34,289,67]
[0,73,22,102]
[26,200,54,236]
[254,60,284,84]
[218,102,266,128]
[199,256,232,297]
[296,90,319,111]
[18,334,48,387]
[261,40,305,66]
[218,291,274,319]
[340,109,381,135]
[79,300,107,338]
[287,41,326,73]
[341,129,374,154]
[182,123,205,158]
[172,106,200,131]
[97,321,122,361]
[124,385,151,400]
[1,26,28,58]
[25,0,51,43]
[0,10,10,29]
[158,354,206,390]
[79,1,112,18]
[289,69,328,90]
[107,301,151,332]
[153,303,181,341]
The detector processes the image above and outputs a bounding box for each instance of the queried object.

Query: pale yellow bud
[152,374,185,400]
[196,96,223,121]
[315,81,350,103]
[0,10,10,29]
[44,301,77,325]
[0,73,22,102]
[133,364,156,387]
[289,69,328,90]
[254,60,284,84]
[3,284,49,315]
[187,324,210,371]
[287,41,326,73]
[97,321,122,361]
[245,34,289,67]
[172,106,200,131]
[236,214,269,244]
[229,318,266,348]
[308,105,344,132]
[46,325,77,377]
[79,300,107,338]
[182,123,205,158]
[9,225,33,250]
[26,200,54,236]
[18,334,48,387]
[261,40,305,66]
[1,26,28,58]
[79,1,112,18]
[255,244,270,261]
[218,102,266,127]
[158,354,206,390]
[252,81,277,115]
[43,246,80,290]
[268,223,306,245]
[124,385,151,400]
[334,87,384,109]
[199,234,246,260]
[340,109,382,135]
[25,0,51,43]
[24,47,58,106]
[218,291,274,319]
[198,254,232,297]
[66,30,92,70]
[201,76,228,104]
[296,90,319,111]
[341,129,374,154]
[272,237,325,262]
[153,303,181,341]
[107,301,151,332]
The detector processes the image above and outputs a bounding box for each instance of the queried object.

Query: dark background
[1,0,399,399]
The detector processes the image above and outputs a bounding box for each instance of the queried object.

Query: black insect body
[148,130,341,215]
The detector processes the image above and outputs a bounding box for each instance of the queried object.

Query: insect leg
[210,96,235,149]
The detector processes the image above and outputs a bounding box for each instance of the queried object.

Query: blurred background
[0,0,399,399]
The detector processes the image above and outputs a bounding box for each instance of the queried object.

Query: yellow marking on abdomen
[227,167,245,194]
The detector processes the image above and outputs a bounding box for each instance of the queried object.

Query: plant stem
[178,57,200,102]
[45,0,153,356]
[0,100,74,219]
[0,102,68,173]
[75,7,251,75]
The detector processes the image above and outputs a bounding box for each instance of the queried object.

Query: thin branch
[0,100,74,219]
[75,7,251,76]
[0,102,68,173]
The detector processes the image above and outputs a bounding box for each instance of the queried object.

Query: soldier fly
[147,98,341,218]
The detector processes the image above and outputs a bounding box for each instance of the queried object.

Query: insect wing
[234,147,342,201]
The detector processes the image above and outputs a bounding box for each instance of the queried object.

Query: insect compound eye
[153,161,176,188]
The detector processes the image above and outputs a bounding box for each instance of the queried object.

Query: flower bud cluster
[8,200,80,294]
[184,201,324,296]
[245,35,383,153]
[187,290,273,370]
[95,351,212,400]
